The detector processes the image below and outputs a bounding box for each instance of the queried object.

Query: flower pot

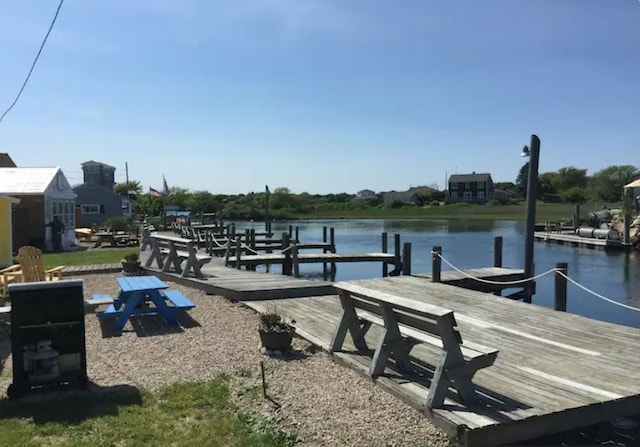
[121,260,141,276]
[259,329,294,352]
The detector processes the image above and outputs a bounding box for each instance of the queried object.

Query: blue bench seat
[163,290,196,310]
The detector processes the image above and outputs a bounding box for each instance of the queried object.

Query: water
[233,219,640,329]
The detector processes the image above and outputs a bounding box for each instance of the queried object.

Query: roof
[624,179,640,189]
[81,160,116,170]
[449,173,492,183]
[0,167,60,194]
[0,194,21,204]
[0,153,16,168]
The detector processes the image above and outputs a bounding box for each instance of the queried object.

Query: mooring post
[573,204,580,231]
[322,226,328,279]
[250,229,256,249]
[282,233,292,276]
[381,232,388,277]
[494,236,503,268]
[288,225,293,239]
[432,246,442,282]
[292,244,300,278]
[402,242,412,276]
[295,226,300,243]
[235,236,242,270]
[330,227,336,272]
[244,229,250,246]
[393,234,401,275]
[554,262,568,311]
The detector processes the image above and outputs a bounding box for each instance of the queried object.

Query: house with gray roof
[447,172,494,203]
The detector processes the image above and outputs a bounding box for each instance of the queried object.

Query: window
[463,191,472,200]
[478,191,485,199]
[450,192,458,199]
[81,204,101,214]
[122,199,131,217]
[478,181,485,188]
[450,182,458,190]
[52,199,75,229]
[465,182,470,189]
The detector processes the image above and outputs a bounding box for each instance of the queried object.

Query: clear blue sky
[0,0,638,194]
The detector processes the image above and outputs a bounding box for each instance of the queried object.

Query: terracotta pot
[259,329,294,351]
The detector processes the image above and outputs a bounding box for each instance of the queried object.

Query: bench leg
[330,308,368,352]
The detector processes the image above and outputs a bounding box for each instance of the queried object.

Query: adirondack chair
[0,264,22,298]
[17,246,65,282]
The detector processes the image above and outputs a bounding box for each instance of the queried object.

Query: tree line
[115,164,639,220]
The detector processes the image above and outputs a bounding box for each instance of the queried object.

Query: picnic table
[93,231,139,248]
[96,275,195,332]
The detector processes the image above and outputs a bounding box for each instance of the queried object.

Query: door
[12,207,29,251]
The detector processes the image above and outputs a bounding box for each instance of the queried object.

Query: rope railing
[432,251,640,312]
[555,271,640,313]
[433,252,556,285]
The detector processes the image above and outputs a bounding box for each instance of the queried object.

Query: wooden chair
[0,265,22,298]
[17,246,65,282]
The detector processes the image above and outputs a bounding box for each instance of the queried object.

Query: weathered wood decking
[225,252,397,267]
[139,249,334,300]
[242,276,640,447]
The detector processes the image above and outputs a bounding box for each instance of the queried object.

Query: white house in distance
[0,167,76,251]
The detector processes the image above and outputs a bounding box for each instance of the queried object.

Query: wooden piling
[382,232,388,277]
[282,233,292,276]
[432,246,442,282]
[554,262,568,311]
[330,227,336,272]
[393,234,401,275]
[288,225,293,239]
[494,236,503,268]
[292,244,300,278]
[402,242,412,276]
[295,226,300,243]
[235,236,241,270]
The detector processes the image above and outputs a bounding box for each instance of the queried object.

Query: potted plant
[258,308,296,353]
[121,252,141,275]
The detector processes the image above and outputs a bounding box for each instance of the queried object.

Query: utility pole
[265,185,271,235]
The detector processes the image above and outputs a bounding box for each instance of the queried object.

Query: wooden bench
[84,294,115,313]
[145,233,211,278]
[331,282,499,410]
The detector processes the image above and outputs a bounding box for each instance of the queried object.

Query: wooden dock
[225,252,397,267]
[534,231,625,250]
[241,275,640,447]
[415,266,525,294]
[139,249,334,300]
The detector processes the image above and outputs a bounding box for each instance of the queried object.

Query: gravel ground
[0,273,451,447]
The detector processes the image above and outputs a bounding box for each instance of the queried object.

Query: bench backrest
[334,282,462,344]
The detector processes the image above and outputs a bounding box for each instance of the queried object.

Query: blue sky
[0,0,638,194]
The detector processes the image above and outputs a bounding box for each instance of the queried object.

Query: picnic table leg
[113,291,145,332]
[370,303,411,376]
[93,236,103,248]
[145,239,164,268]
[148,290,178,325]
[330,291,368,352]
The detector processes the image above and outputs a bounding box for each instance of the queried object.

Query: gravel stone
[0,273,451,447]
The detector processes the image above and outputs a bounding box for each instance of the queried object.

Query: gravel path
[0,273,451,447]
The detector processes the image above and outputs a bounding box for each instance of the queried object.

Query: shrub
[106,217,132,232]
[487,200,501,206]
[430,200,440,207]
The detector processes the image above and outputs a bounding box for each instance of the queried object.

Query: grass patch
[292,203,586,221]
[41,248,138,269]
[0,378,297,447]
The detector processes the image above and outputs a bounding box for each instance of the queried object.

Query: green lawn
[292,202,583,221]
[42,248,138,269]
[0,378,297,447]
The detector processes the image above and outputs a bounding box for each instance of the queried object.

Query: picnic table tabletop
[117,275,168,293]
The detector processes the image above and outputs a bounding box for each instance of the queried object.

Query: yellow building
[0,195,20,267]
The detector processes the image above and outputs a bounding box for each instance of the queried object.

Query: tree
[115,181,142,196]
[591,165,639,202]
[554,167,588,191]
[515,162,529,197]
[537,172,558,197]
[562,187,588,204]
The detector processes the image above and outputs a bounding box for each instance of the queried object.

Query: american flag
[163,175,170,196]
[149,187,162,197]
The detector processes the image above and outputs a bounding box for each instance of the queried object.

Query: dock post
[382,232,388,277]
[322,226,328,279]
[295,226,300,243]
[494,236,503,268]
[432,246,442,282]
[288,225,293,239]
[391,234,401,275]
[573,204,580,230]
[330,227,336,272]
[235,236,242,270]
[205,231,211,256]
[282,233,292,276]
[402,242,412,276]
[292,244,300,278]
[554,262,568,311]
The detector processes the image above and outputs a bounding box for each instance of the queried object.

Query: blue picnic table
[96,276,195,332]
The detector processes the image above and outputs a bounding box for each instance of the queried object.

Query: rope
[280,245,293,254]
[432,252,556,285]
[556,271,640,313]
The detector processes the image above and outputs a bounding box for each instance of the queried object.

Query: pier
[534,231,626,250]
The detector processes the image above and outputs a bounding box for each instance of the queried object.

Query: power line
[0,0,65,125]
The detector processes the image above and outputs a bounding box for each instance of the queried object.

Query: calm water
[234,219,640,329]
